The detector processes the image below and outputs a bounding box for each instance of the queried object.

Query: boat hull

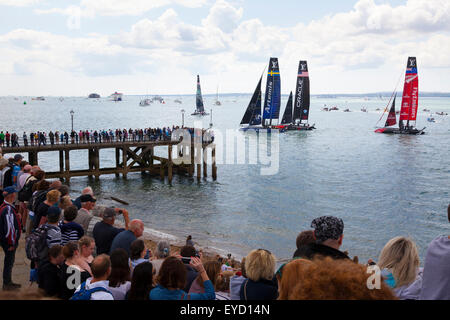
[374,127,425,135]
[274,124,316,131]
[240,126,284,133]
[191,111,210,116]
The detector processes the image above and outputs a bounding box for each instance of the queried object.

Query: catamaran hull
[374,127,425,135]
[240,126,285,133]
[191,111,210,116]
[274,124,316,131]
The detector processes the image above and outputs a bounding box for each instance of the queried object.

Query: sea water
[1,94,449,263]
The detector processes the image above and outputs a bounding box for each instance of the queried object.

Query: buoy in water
[23,101,27,105]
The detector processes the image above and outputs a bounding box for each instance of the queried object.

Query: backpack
[18,176,36,202]
[70,282,112,300]
[29,190,48,213]
[25,224,57,262]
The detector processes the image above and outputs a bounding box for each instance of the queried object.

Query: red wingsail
[400,57,419,122]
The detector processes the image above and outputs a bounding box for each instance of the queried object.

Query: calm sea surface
[1,94,449,263]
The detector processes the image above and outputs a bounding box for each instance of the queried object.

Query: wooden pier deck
[0,137,217,183]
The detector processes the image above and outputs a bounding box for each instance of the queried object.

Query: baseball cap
[103,207,116,219]
[311,216,344,242]
[80,194,96,203]
[14,154,23,161]
[2,186,16,195]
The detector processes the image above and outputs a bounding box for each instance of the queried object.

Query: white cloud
[202,0,243,33]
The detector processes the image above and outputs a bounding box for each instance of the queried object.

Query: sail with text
[196,75,205,113]
[399,57,418,125]
[293,60,310,124]
[385,93,397,127]
[281,91,293,125]
[240,76,262,126]
[262,57,281,126]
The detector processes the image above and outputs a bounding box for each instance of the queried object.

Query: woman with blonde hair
[79,236,95,265]
[377,236,422,300]
[240,249,278,300]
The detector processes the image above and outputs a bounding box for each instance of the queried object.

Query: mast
[263,57,281,127]
[385,94,397,127]
[293,60,310,125]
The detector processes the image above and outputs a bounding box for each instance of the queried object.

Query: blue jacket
[150,280,215,300]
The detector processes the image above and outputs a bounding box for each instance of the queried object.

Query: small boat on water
[375,57,425,135]
[32,96,45,101]
[329,106,339,111]
[343,108,351,112]
[435,111,448,116]
[422,108,430,112]
[174,99,182,104]
[192,75,209,116]
[274,60,315,131]
[110,92,123,101]
[322,107,329,112]
[139,98,152,106]
[88,93,100,98]
[214,86,222,106]
[361,107,367,112]
[427,114,435,122]
[151,96,165,103]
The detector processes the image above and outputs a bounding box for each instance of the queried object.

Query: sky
[0,0,449,96]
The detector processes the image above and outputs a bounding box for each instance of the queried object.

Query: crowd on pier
[0,127,214,147]
[0,153,449,300]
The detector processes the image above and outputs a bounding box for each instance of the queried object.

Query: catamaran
[214,86,221,106]
[192,75,209,116]
[240,57,282,131]
[274,61,315,130]
[375,57,425,135]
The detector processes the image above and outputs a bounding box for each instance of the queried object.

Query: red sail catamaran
[375,57,425,135]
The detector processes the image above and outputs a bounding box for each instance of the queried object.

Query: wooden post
[160,161,165,181]
[203,146,207,178]
[122,146,128,179]
[212,145,217,181]
[168,145,173,184]
[28,151,38,166]
[189,137,194,177]
[94,148,100,180]
[64,149,70,182]
[88,149,93,178]
[115,148,120,177]
[59,150,64,174]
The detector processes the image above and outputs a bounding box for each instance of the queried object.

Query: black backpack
[29,190,48,213]
[25,224,58,262]
[18,176,36,202]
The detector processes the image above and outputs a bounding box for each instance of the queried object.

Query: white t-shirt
[106,281,131,300]
[75,278,114,300]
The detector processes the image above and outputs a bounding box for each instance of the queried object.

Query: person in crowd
[58,195,73,219]
[73,186,129,228]
[58,185,69,198]
[129,239,150,271]
[0,157,13,190]
[150,256,215,300]
[151,240,170,276]
[230,257,246,300]
[293,230,315,258]
[45,206,62,250]
[179,245,199,292]
[109,219,144,257]
[92,207,125,255]
[16,160,29,189]
[215,270,233,300]
[79,236,95,265]
[73,194,96,232]
[17,164,32,232]
[0,187,22,290]
[34,189,61,229]
[59,205,84,245]
[127,262,154,300]
[189,260,222,295]
[419,204,450,300]
[277,257,396,300]
[295,216,350,260]
[37,244,64,297]
[186,235,194,247]
[240,249,278,300]
[11,154,23,188]
[72,254,114,300]
[106,248,132,300]
[17,164,32,191]
[59,241,92,300]
[375,237,423,300]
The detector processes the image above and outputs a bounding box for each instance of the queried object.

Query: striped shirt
[45,224,61,248]
[59,221,84,245]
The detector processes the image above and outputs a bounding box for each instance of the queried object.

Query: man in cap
[92,207,126,255]
[295,215,350,260]
[73,194,96,232]
[0,187,22,290]
[12,154,23,188]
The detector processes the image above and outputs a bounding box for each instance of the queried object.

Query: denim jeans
[1,244,16,285]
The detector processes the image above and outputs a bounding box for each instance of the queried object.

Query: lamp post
[181,109,185,128]
[209,109,213,128]
[70,110,74,132]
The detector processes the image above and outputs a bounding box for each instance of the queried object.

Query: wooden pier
[0,137,217,183]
